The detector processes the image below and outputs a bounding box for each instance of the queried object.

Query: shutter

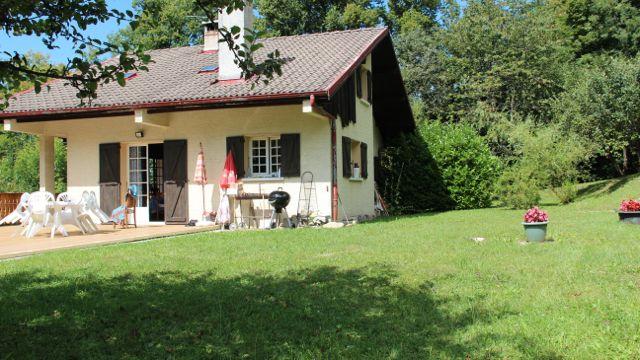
[226,136,245,178]
[356,68,362,99]
[280,133,300,177]
[366,70,373,103]
[361,142,368,179]
[163,140,188,183]
[99,143,120,216]
[342,136,352,178]
[99,143,120,183]
[163,140,189,224]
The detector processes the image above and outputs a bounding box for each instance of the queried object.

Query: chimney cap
[202,20,219,31]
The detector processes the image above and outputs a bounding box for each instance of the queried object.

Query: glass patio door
[128,145,150,224]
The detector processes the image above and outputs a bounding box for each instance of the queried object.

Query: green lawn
[1,177,640,359]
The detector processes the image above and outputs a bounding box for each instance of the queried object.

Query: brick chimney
[217,2,254,80]
[202,21,219,52]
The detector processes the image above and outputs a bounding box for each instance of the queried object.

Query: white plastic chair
[54,192,97,234]
[24,191,54,238]
[82,191,110,224]
[56,192,73,203]
[0,192,30,226]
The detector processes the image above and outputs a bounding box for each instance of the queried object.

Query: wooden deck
[0,223,219,260]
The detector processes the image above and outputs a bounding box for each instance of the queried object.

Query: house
[0,6,414,225]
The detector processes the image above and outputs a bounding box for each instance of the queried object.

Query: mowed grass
[1,177,640,359]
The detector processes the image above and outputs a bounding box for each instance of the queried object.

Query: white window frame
[128,144,149,208]
[249,136,281,178]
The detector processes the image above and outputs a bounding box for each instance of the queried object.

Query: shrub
[378,132,453,214]
[418,121,501,209]
[496,164,541,209]
[496,122,588,207]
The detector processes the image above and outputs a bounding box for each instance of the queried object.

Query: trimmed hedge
[418,121,501,209]
[378,133,453,214]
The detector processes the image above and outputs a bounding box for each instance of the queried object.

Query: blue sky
[0,0,133,64]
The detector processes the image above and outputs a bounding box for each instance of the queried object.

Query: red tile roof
[1,27,388,118]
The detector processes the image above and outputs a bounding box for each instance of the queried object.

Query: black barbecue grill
[268,189,292,228]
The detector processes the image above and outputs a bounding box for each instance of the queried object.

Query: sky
[0,0,134,64]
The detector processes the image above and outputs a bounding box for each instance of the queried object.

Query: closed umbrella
[219,150,237,190]
[194,143,209,222]
[217,151,237,225]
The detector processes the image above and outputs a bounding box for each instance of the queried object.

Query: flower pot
[618,211,640,224]
[522,222,548,242]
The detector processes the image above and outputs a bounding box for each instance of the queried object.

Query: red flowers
[619,199,640,212]
[524,207,549,223]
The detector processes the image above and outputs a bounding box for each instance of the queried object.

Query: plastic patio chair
[24,191,54,238]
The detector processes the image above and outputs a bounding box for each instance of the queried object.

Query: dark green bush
[418,121,501,209]
[378,133,453,214]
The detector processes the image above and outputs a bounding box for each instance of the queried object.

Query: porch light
[135,131,144,139]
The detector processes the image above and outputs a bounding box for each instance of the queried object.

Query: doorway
[127,143,165,224]
[148,143,165,222]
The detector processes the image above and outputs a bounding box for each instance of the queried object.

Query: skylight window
[199,65,219,73]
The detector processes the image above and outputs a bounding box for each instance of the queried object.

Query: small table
[231,193,267,229]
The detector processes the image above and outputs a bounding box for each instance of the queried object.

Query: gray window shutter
[99,143,120,184]
[356,68,362,98]
[342,136,352,178]
[226,136,245,178]
[366,70,373,103]
[163,140,188,183]
[280,133,300,177]
[361,142,368,179]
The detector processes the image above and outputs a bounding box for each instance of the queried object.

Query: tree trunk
[622,146,630,175]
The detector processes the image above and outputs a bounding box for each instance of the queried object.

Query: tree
[108,0,204,51]
[0,52,68,192]
[551,0,640,58]
[396,0,573,122]
[0,0,285,108]
[553,56,640,175]
[387,0,440,33]
[254,0,387,36]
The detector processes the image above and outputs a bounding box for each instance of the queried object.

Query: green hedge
[378,133,453,214]
[418,121,501,209]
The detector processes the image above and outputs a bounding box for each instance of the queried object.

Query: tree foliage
[398,0,572,122]
[553,56,640,175]
[108,0,204,51]
[418,120,500,209]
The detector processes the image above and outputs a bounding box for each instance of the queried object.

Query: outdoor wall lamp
[135,131,144,139]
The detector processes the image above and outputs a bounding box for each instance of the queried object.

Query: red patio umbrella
[217,151,237,225]
[219,150,237,190]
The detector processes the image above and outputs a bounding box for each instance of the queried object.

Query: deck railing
[0,193,22,222]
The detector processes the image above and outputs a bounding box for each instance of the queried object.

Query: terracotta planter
[522,222,548,242]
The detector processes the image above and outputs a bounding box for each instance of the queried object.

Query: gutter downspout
[330,116,338,221]
[303,95,339,221]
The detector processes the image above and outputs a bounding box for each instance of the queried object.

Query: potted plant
[618,199,640,224]
[522,207,549,242]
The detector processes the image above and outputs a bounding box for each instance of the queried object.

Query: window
[250,137,281,177]
[342,136,368,180]
[356,66,372,103]
[124,72,137,80]
[199,65,219,73]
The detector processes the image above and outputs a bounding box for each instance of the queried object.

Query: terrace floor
[0,223,219,260]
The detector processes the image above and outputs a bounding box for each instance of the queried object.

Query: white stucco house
[0,7,414,225]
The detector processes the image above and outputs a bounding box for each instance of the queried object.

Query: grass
[1,176,640,359]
